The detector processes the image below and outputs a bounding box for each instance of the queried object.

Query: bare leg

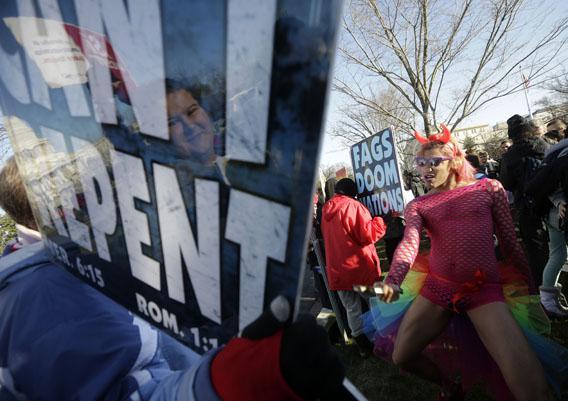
[467,302,557,401]
[391,295,452,384]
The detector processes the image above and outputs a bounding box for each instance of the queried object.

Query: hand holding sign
[377,283,401,303]
[353,282,403,298]
[353,282,402,304]
[211,296,365,401]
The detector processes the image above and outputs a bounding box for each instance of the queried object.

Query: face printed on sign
[167,88,216,164]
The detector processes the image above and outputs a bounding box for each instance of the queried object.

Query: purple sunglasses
[414,156,452,168]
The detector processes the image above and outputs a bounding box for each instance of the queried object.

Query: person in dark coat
[324,177,337,200]
[478,151,500,179]
[403,170,427,198]
[465,154,487,179]
[382,210,405,266]
[500,114,550,287]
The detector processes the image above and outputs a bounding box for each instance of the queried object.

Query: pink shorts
[420,274,505,313]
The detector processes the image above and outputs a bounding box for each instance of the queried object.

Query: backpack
[517,154,546,216]
[524,146,568,218]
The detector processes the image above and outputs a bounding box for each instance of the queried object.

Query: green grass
[338,343,441,400]
[337,320,568,401]
[335,240,568,401]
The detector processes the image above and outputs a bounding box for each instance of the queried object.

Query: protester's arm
[138,297,352,401]
[383,200,422,288]
[211,297,351,401]
[349,203,386,246]
[488,179,536,293]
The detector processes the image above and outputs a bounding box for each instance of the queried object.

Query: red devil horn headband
[413,130,429,144]
[413,124,451,144]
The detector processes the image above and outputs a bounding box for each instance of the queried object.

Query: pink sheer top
[385,179,532,290]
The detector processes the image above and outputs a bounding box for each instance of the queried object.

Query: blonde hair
[416,137,476,183]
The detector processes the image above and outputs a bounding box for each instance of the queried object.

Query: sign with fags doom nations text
[350,127,407,217]
[0,0,342,354]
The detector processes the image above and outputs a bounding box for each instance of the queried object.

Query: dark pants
[311,267,333,309]
[518,208,549,288]
[385,237,403,266]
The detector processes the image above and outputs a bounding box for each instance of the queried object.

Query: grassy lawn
[334,241,568,401]
[337,319,568,401]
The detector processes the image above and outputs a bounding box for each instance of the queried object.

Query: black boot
[353,334,373,358]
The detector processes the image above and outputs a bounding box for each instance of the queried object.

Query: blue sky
[320,0,568,167]
[0,1,566,172]
[320,78,550,167]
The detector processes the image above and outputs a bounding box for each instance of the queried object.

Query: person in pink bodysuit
[377,126,558,401]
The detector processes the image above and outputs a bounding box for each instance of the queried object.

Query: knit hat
[506,114,525,139]
[506,114,537,141]
[334,178,357,198]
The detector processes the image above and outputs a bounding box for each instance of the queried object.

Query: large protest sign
[350,127,408,216]
[0,0,342,354]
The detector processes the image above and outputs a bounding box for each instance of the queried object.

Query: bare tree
[535,95,568,119]
[331,87,417,170]
[548,73,568,99]
[337,0,568,135]
[479,130,509,160]
[462,136,477,154]
[332,86,416,142]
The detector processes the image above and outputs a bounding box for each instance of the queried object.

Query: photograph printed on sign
[0,0,343,353]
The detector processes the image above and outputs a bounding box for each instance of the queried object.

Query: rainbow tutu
[362,254,568,400]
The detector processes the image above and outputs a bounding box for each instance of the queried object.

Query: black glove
[211,296,361,401]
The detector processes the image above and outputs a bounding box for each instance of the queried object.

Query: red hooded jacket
[321,194,386,290]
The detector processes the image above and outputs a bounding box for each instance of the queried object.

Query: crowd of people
[311,116,568,400]
[456,116,568,319]
[500,116,568,317]
[1,108,567,400]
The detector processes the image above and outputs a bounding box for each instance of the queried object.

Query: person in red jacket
[321,178,386,355]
